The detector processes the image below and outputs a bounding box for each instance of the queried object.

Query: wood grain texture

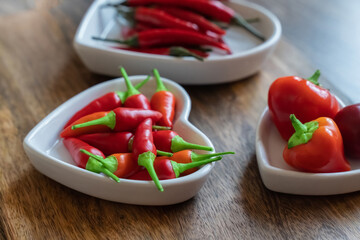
[1,0,360,239]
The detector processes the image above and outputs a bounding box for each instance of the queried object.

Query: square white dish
[73,0,281,84]
[23,76,216,205]
[256,106,360,195]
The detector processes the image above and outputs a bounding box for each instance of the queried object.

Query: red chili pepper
[157,149,234,175]
[77,132,134,155]
[63,76,150,128]
[113,46,208,61]
[124,0,265,41]
[131,7,199,31]
[268,70,341,141]
[128,156,222,180]
[156,6,226,35]
[150,69,176,128]
[283,114,350,173]
[63,138,120,182]
[61,107,162,138]
[132,118,163,191]
[334,103,360,158]
[120,67,151,110]
[92,28,231,53]
[81,151,139,178]
[153,130,213,152]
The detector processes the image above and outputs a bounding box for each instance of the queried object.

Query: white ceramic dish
[256,106,360,195]
[73,0,281,84]
[23,76,215,205]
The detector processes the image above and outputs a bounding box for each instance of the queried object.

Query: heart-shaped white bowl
[73,0,281,84]
[23,76,215,205]
[256,106,360,195]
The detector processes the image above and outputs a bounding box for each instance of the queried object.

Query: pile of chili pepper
[92,0,265,60]
[60,67,235,191]
[267,70,360,173]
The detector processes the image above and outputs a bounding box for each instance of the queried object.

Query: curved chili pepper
[77,132,134,155]
[82,151,139,178]
[150,69,176,128]
[153,130,213,152]
[132,118,163,191]
[61,107,162,138]
[122,6,199,31]
[120,67,151,110]
[268,70,341,140]
[63,76,150,128]
[92,28,231,53]
[283,114,350,173]
[62,138,120,182]
[156,6,226,35]
[113,46,208,61]
[157,150,235,175]
[128,156,222,180]
[77,131,173,157]
[124,0,265,41]
[334,104,360,158]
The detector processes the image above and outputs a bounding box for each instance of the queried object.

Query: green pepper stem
[171,135,213,152]
[71,111,116,130]
[116,75,151,103]
[119,66,140,99]
[191,151,235,162]
[232,15,265,41]
[288,114,319,149]
[172,156,222,178]
[153,68,168,92]
[307,70,321,86]
[85,156,120,182]
[152,125,171,130]
[156,150,173,157]
[92,36,138,47]
[168,47,204,62]
[80,149,118,173]
[138,152,163,192]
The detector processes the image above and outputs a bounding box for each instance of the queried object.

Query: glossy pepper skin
[120,67,151,110]
[132,118,163,191]
[63,77,150,128]
[283,115,350,173]
[334,103,360,158]
[128,156,222,180]
[61,107,162,138]
[268,70,341,140]
[124,0,264,40]
[152,130,213,153]
[92,28,231,54]
[77,132,134,156]
[82,151,139,178]
[63,138,120,182]
[150,69,176,128]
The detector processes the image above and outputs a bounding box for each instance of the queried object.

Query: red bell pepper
[81,151,139,178]
[334,103,360,158]
[63,76,150,128]
[283,114,350,173]
[120,67,151,110]
[63,138,120,182]
[128,156,222,180]
[132,118,163,191]
[61,107,162,138]
[268,70,341,140]
[150,69,176,128]
[153,130,213,152]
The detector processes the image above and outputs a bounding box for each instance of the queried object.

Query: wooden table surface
[1,0,360,239]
